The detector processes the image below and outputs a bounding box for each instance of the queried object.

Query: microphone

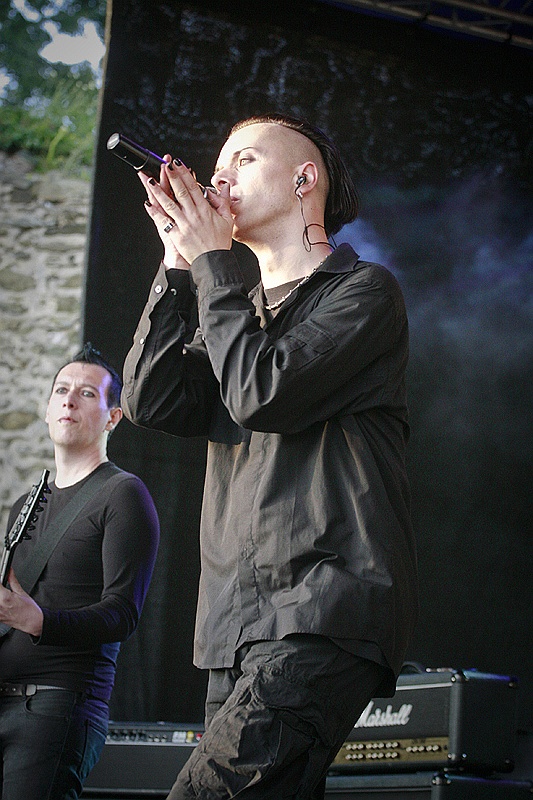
[107,133,166,180]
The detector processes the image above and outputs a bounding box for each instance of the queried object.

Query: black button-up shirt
[122,243,418,694]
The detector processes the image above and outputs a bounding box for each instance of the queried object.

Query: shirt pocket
[281,321,336,371]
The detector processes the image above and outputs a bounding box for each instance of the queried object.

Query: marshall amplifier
[80,721,532,798]
[82,721,203,796]
[331,668,519,775]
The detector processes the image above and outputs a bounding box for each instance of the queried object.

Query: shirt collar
[249,243,360,304]
[316,242,360,275]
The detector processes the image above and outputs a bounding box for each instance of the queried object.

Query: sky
[40,18,105,72]
[0,0,106,97]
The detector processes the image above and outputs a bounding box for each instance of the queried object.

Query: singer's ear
[294,162,319,194]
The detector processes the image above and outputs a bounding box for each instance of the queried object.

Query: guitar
[0,469,51,635]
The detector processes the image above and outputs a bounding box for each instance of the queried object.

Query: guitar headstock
[3,469,51,554]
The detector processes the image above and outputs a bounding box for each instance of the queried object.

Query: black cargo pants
[167,634,388,800]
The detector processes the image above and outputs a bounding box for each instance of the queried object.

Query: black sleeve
[122,263,219,437]
[123,251,407,437]
[190,251,407,433]
[37,475,160,647]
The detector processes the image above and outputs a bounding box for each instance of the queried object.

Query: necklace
[264,260,326,311]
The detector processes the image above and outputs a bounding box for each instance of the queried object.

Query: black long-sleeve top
[122,243,418,694]
[0,462,160,701]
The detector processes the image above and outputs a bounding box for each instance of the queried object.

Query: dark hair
[51,342,122,409]
[229,113,359,236]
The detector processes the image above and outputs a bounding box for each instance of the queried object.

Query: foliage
[0,0,107,174]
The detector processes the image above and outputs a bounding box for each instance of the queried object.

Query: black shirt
[122,243,418,694]
[0,463,160,701]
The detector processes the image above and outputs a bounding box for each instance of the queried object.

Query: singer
[122,112,418,799]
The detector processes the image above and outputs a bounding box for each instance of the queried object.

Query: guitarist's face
[45,362,122,451]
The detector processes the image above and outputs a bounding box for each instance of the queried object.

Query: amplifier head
[331,668,518,774]
[83,722,204,794]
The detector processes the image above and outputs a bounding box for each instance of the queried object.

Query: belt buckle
[25,684,38,696]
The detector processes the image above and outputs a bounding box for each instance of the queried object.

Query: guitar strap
[17,463,121,595]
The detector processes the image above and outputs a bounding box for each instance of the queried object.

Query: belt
[0,683,68,697]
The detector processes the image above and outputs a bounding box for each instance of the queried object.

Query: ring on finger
[163,221,175,233]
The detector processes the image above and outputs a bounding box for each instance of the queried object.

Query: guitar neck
[0,547,13,587]
[1,469,50,588]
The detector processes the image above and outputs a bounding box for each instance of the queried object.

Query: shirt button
[139,337,145,345]
[154,284,163,294]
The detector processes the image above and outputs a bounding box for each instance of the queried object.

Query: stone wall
[0,153,89,531]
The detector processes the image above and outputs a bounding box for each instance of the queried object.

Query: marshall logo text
[354,701,413,728]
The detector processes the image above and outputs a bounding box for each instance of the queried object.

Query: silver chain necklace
[264,260,326,311]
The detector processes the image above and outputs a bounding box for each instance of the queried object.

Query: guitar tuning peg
[27,525,35,532]
[35,505,44,513]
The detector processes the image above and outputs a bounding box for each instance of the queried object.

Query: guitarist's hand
[0,570,43,637]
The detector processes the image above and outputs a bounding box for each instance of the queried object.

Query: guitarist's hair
[51,342,123,409]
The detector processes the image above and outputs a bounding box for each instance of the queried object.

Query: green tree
[0,0,107,172]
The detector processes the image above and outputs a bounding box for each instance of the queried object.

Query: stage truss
[321,0,533,48]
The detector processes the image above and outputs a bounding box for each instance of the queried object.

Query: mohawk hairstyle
[230,113,359,236]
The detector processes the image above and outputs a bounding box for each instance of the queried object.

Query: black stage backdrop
[84,0,533,728]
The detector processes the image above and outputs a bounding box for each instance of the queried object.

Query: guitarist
[0,344,160,800]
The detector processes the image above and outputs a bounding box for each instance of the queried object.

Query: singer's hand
[139,157,191,270]
[142,157,233,266]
